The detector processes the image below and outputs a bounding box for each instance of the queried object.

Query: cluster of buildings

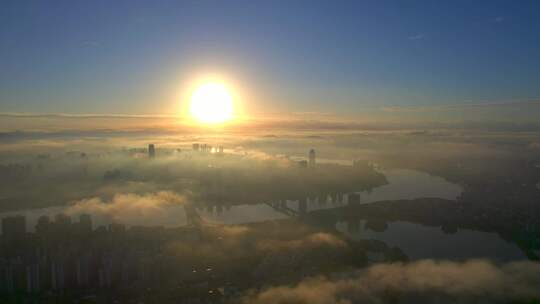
[0,213,206,300]
[1,214,96,294]
[1,215,200,301]
[144,143,225,159]
[297,149,317,168]
[192,143,224,154]
[1,214,93,242]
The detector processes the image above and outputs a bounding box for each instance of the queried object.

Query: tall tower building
[3,265,14,294]
[51,261,65,291]
[76,254,90,287]
[53,214,71,237]
[35,215,50,236]
[26,263,40,293]
[148,144,155,158]
[55,214,71,226]
[79,214,92,234]
[309,149,316,168]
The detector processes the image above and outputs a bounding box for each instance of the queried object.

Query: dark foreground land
[0,216,406,304]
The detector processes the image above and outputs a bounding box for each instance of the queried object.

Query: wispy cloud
[382,99,540,112]
[408,34,425,40]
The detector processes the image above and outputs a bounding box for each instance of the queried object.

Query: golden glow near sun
[190,83,234,124]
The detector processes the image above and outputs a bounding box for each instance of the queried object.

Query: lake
[0,169,462,230]
[336,220,527,262]
[1,168,525,261]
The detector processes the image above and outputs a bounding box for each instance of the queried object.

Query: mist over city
[1,1,540,303]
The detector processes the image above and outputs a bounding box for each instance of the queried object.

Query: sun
[190,82,234,124]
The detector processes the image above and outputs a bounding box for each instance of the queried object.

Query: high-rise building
[26,263,40,293]
[309,149,316,167]
[55,214,72,226]
[148,144,155,158]
[79,214,92,234]
[193,143,200,151]
[109,222,126,233]
[2,265,14,294]
[51,261,65,291]
[76,254,90,287]
[35,215,50,236]
[218,146,224,153]
[1,215,26,240]
[99,256,113,288]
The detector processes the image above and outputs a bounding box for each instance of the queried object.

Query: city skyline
[1,2,540,303]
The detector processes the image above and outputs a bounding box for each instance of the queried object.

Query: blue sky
[1,0,540,116]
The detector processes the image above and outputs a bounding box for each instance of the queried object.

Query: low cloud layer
[242,259,540,304]
[66,191,186,221]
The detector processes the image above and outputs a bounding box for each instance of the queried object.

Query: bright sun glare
[190,83,234,124]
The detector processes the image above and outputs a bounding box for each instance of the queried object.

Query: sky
[1,0,540,118]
